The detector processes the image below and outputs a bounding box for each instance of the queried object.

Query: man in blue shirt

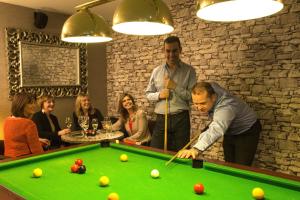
[146,36,196,151]
[178,82,261,166]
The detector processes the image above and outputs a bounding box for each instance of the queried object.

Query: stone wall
[106,0,300,175]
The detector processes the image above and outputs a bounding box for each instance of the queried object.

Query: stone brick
[288,133,300,142]
[291,98,300,103]
[291,123,300,128]
[281,13,300,24]
[291,3,300,12]
[252,85,266,95]
[279,78,298,88]
[252,25,266,33]
[279,140,297,151]
[289,104,300,109]
[292,51,300,59]
[275,158,290,165]
[288,69,300,77]
[261,97,275,103]
[257,110,275,120]
[288,166,300,173]
[269,70,288,78]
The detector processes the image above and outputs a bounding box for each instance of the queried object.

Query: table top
[61,130,124,143]
[0,143,299,200]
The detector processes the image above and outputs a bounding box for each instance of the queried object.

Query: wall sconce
[61,0,174,43]
[196,0,284,22]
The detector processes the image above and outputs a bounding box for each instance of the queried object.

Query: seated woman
[73,94,104,131]
[112,93,151,145]
[32,95,71,149]
[3,93,47,157]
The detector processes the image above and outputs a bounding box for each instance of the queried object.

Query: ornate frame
[5,28,88,98]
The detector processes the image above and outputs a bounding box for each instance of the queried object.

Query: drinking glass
[105,119,113,137]
[78,116,89,137]
[91,118,98,135]
[65,117,72,129]
[101,121,107,136]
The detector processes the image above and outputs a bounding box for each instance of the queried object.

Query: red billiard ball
[75,159,83,166]
[194,183,204,194]
[71,164,79,173]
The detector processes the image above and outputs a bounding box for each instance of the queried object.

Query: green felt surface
[0,143,299,200]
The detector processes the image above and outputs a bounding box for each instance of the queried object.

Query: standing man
[178,82,262,166]
[146,36,196,151]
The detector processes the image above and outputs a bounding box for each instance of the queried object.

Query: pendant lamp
[61,8,112,43]
[112,0,174,35]
[196,0,284,22]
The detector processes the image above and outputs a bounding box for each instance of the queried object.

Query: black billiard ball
[78,165,86,174]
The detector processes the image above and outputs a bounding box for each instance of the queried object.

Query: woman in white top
[112,93,151,145]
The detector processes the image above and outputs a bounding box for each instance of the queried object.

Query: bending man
[178,82,261,166]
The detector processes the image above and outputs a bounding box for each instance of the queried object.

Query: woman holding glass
[32,95,71,149]
[73,94,104,132]
[112,93,151,145]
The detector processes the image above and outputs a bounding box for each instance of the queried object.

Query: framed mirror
[5,28,88,98]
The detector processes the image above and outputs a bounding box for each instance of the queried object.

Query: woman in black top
[32,95,71,149]
[73,94,104,131]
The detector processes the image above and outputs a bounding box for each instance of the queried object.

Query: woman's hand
[123,138,136,145]
[58,128,71,136]
[39,138,50,146]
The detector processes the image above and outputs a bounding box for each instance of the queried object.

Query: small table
[61,130,124,144]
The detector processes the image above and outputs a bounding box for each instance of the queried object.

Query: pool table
[0,142,299,200]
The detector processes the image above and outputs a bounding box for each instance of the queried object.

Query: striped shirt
[145,61,196,114]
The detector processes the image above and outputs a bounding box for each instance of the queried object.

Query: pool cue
[165,133,200,166]
[164,97,168,152]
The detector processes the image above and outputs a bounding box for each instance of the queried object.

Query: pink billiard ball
[194,183,204,194]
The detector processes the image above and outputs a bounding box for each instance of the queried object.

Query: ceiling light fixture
[61,8,112,43]
[61,0,174,43]
[196,0,284,22]
[112,0,174,35]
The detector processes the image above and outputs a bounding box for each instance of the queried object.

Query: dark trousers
[223,120,262,166]
[150,110,190,151]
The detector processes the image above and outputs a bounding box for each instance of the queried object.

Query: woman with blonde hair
[4,93,46,157]
[112,93,151,145]
[32,95,71,149]
[73,94,104,131]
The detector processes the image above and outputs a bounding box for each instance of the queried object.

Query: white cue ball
[151,169,159,178]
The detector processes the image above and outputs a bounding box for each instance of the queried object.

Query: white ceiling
[0,0,173,19]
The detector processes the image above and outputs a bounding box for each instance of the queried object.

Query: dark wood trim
[0,185,25,200]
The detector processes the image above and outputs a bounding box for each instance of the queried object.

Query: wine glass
[91,118,98,135]
[65,117,72,129]
[78,116,89,137]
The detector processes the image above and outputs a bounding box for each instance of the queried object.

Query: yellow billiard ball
[120,154,128,162]
[99,176,110,186]
[115,140,119,144]
[33,168,43,178]
[252,187,264,199]
[108,192,119,200]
